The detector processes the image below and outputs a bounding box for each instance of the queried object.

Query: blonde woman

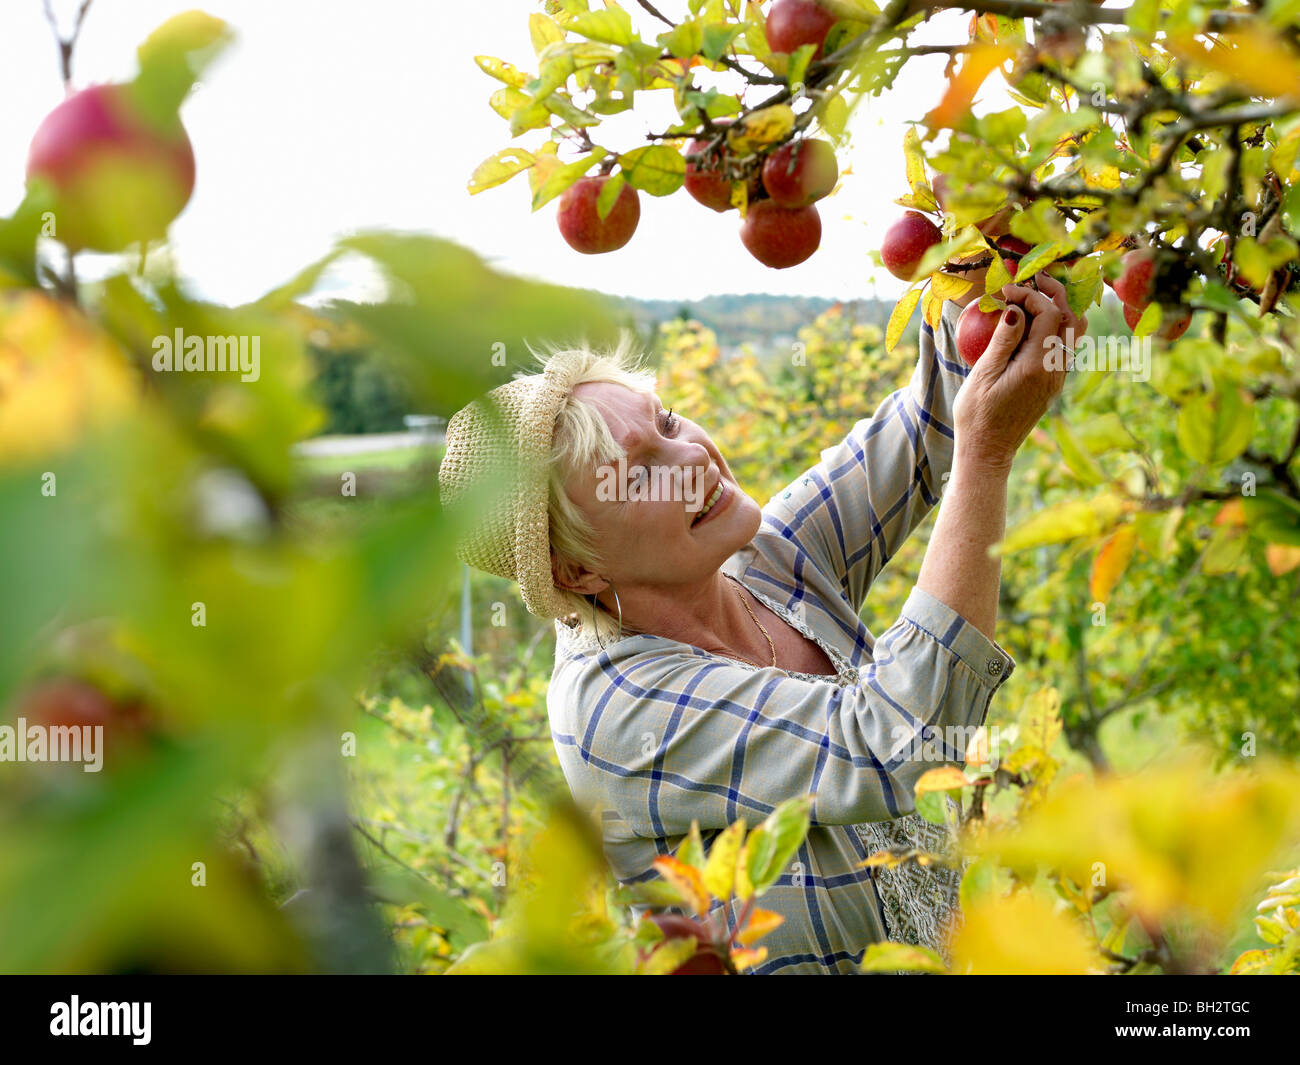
[439,273,1085,974]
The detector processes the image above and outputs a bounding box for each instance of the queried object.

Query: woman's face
[556,382,762,593]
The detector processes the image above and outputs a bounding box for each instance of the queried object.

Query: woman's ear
[551,548,609,597]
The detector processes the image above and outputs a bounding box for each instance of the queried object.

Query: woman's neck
[598,570,768,661]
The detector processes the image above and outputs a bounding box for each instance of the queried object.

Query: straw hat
[437,362,574,620]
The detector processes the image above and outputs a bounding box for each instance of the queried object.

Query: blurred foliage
[4,0,1300,978]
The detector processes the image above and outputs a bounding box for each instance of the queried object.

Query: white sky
[0,0,996,305]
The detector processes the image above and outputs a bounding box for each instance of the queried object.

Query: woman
[438,273,1086,974]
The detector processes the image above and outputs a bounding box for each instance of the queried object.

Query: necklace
[731,578,777,668]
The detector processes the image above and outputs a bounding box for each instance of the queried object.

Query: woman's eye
[662,408,678,435]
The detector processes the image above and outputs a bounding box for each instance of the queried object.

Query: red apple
[740,200,821,269]
[1122,302,1192,341]
[685,125,736,212]
[557,175,641,254]
[646,914,730,975]
[955,300,1005,367]
[766,0,837,59]
[26,83,196,253]
[11,677,154,770]
[1112,248,1156,311]
[762,139,838,208]
[997,235,1032,277]
[881,211,943,281]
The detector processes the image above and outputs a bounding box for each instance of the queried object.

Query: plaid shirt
[548,300,1016,974]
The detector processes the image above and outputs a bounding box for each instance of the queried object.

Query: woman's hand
[951,271,1088,473]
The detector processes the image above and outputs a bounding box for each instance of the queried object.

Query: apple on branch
[881,210,943,281]
[26,82,196,253]
[766,0,837,60]
[740,199,822,269]
[685,123,736,213]
[761,139,838,208]
[557,175,641,254]
[955,299,1007,367]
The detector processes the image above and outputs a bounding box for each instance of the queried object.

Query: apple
[646,914,730,975]
[881,211,943,281]
[766,0,837,59]
[11,676,154,769]
[955,300,1006,367]
[762,139,837,208]
[557,175,641,254]
[740,200,822,269]
[1122,302,1192,341]
[1112,248,1156,311]
[996,235,1032,277]
[685,125,736,212]
[26,82,196,253]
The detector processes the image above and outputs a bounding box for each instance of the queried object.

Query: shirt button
[987,659,1003,677]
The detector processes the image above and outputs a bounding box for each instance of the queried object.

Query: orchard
[0,0,1298,1011]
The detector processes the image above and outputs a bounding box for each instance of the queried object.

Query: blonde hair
[535,332,657,638]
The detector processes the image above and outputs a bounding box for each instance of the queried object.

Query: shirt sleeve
[764,300,969,614]
[553,584,1014,840]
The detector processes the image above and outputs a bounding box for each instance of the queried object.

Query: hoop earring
[591,580,623,650]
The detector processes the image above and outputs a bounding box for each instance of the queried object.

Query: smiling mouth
[691,480,728,528]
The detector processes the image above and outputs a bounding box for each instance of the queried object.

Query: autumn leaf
[652,856,711,915]
[1089,524,1137,605]
[924,45,1015,131]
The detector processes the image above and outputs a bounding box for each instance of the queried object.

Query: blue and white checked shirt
[548,300,1016,974]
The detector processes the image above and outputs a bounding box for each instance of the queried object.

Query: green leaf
[596,172,626,220]
[1175,388,1255,467]
[569,8,638,46]
[659,19,703,58]
[903,126,929,200]
[745,797,811,896]
[702,23,743,63]
[617,145,686,196]
[860,941,948,974]
[1049,416,1106,487]
[531,149,606,210]
[787,42,817,88]
[468,149,536,195]
[1243,491,1300,547]
[1015,241,1067,282]
[915,790,948,825]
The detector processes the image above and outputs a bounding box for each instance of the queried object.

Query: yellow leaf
[923,286,944,331]
[652,856,711,915]
[915,766,971,796]
[860,941,948,974]
[952,893,1103,974]
[886,285,923,351]
[931,271,973,303]
[641,935,701,975]
[1167,27,1300,102]
[1089,524,1137,605]
[1021,688,1062,754]
[703,820,746,900]
[1266,543,1300,576]
[730,946,767,970]
[995,493,1128,555]
[735,907,784,946]
[726,104,796,155]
